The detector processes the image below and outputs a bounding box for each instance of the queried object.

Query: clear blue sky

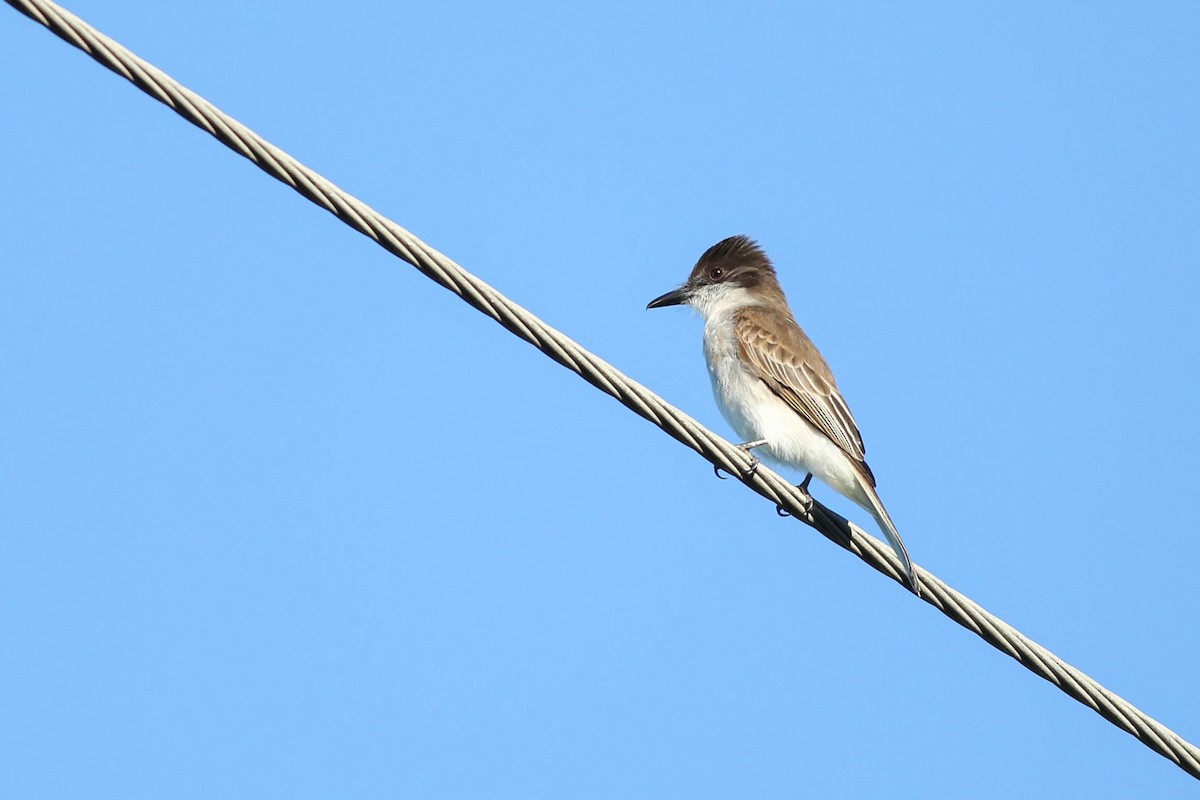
[3,2,1198,797]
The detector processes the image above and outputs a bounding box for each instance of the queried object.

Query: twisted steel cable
[7,0,1198,781]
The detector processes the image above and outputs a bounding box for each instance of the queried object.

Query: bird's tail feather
[855,480,921,596]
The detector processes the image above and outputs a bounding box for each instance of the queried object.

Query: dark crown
[696,235,770,271]
[689,235,777,290]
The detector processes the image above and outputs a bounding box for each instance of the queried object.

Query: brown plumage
[733,307,877,487]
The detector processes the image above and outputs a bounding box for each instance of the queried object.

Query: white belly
[702,318,862,499]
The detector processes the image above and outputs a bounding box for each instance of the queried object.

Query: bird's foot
[713,439,769,480]
[776,473,815,517]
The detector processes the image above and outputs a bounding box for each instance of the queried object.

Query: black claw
[775,504,790,517]
[713,464,728,480]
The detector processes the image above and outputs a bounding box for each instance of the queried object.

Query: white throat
[686,283,763,323]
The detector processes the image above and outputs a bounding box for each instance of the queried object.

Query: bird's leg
[738,439,769,477]
[776,473,815,517]
[797,473,814,512]
[713,439,769,480]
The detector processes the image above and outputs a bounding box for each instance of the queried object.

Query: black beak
[646,287,689,309]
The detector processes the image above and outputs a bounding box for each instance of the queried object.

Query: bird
[647,235,920,595]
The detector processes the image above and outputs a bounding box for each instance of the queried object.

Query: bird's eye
[710,267,724,280]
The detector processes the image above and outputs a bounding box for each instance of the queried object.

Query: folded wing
[734,307,876,486]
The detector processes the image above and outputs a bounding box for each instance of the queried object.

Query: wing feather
[734,308,876,485]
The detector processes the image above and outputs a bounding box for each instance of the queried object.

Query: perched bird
[647,235,919,595]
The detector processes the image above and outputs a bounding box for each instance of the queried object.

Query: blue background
[3,2,1198,796]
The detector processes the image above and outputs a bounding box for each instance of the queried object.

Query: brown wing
[734,307,876,486]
